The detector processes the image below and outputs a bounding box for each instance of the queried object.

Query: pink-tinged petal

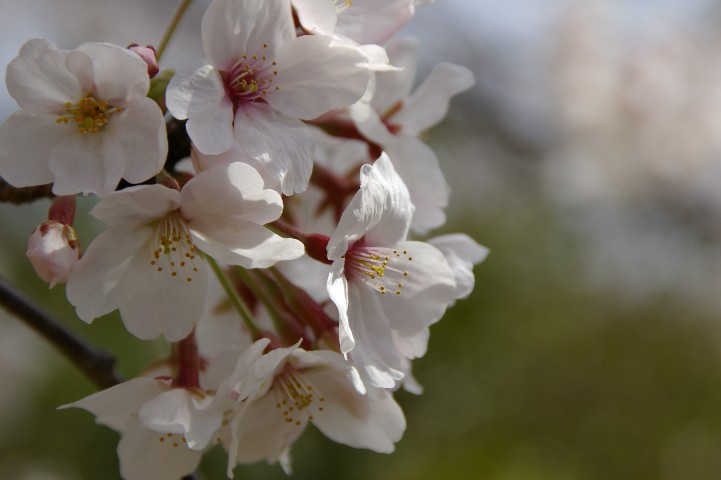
[347,285,405,389]
[327,261,355,354]
[0,110,67,187]
[118,418,203,480]
[77,42,150,103]
[202,0,294,67]
[292,0,337,35]
[138,389,222,451]
[428,233,489,301]
[59,377,168,431]
[180,162,283,224]
[304,368,405,452]
[107,97,167,184]
[327,154,412,259]
[66,224,152,323]
[381,240,457,337]
[384,138,449,234]
[166,65,234,155]
[370,36,418,112]
[234,105,313,195]
[5,38,89,112]
[190,217,304,268]
[335,0,415,45]
[393,63,475,135]
[118,251,208,342]
[268,35,370,119]
[48,130,124,196]
[90,185,180,226]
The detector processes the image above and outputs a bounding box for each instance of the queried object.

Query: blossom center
[273,369,324,427]
[222,45,279,110]
[345,246,412,295]
[55,97,124,134]
[148,212,199,283]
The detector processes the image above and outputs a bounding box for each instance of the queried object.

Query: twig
[0,275,121,389]
[0,178,53,204]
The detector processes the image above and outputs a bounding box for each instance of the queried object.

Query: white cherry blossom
[221,339,405,476]
[326,154,458,390]
[166,0,371,195]
[0,39,167,196]
[66,162,304,341]
[26,221,80,288]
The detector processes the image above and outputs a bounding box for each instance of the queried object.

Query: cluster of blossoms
[0,0,487,478]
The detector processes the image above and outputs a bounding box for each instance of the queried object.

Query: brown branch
[0,275,121,389]
[0,178,53,204]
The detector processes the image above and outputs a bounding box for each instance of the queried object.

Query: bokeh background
[3,0,721,479]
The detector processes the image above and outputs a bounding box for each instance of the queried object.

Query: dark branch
[0,178,53,204]
[0,275,121,389]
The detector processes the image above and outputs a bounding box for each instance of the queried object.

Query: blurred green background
[3,0,721,479]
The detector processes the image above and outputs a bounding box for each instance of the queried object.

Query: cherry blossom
[26,221,80,288]
[222,339,405,476]
[326,154,458,390]
[66,162,304,341]
[0,39,167,196]
[166,0,371,195]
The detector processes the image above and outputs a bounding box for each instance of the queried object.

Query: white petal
[139,389,222,451]
[292,0,337,35]
[335,0,415,45]
[384,138,449,234]
[233,104,314,195]
[77,42,150,104]
[90,184,180,226]
[166,65,234,155]
[59,377,168,431]
[180,162,283,224]
[118,251,208,342]
[48,129,124,196]
[349,95,396,146]
[6,38,90,112]
[304,368,405,452]
[107,97,167,184]
[201,0,295,68]
[66,224,152,323]
[190,217,304,268]
[370,36,418,113]
[327,261,354,354]
[393,63,475,135]
[268,35,370,120]
[0,110,66,187]
[118,418,203,480]
[327,153,412,260]
[380,240,457,337]
[428,233,488,301]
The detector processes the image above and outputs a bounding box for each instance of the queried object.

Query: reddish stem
[174,330,200,389]
[48,195,76,226]
[270,220,332,265]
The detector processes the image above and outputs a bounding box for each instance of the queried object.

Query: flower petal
[77,42,150,104]
[90,184,180,226]
[292,0,337,35]
[6,38,90,112]
[428,233,489,301]
[201,0,295,68]
[305,368,405,452]
[335,0,415,45]
[0,110,66,187]
[327,261,355,354]
[392,62,475,135]
[180,162,283,224]
[233,105,314,195]
[190,217,304,268]
[268,35,370,120]
[118,418,203,480]
[166,65,234,155]
[106,97,167,184]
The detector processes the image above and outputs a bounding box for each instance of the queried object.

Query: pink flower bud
[26,221,81,288]
[128,44,159,78]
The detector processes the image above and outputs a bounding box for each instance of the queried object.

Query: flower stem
[0,275,121,389]
[204,254,259,339]
[156,0,194,62]
[174,330,200,389]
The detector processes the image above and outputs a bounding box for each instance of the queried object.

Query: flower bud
[26,221,81,288]
[128,44,159,78]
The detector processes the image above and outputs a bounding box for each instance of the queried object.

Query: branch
[0,178,53,204]
[0,275,121,389]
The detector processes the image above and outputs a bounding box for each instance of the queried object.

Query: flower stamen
[55,97,124,134]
